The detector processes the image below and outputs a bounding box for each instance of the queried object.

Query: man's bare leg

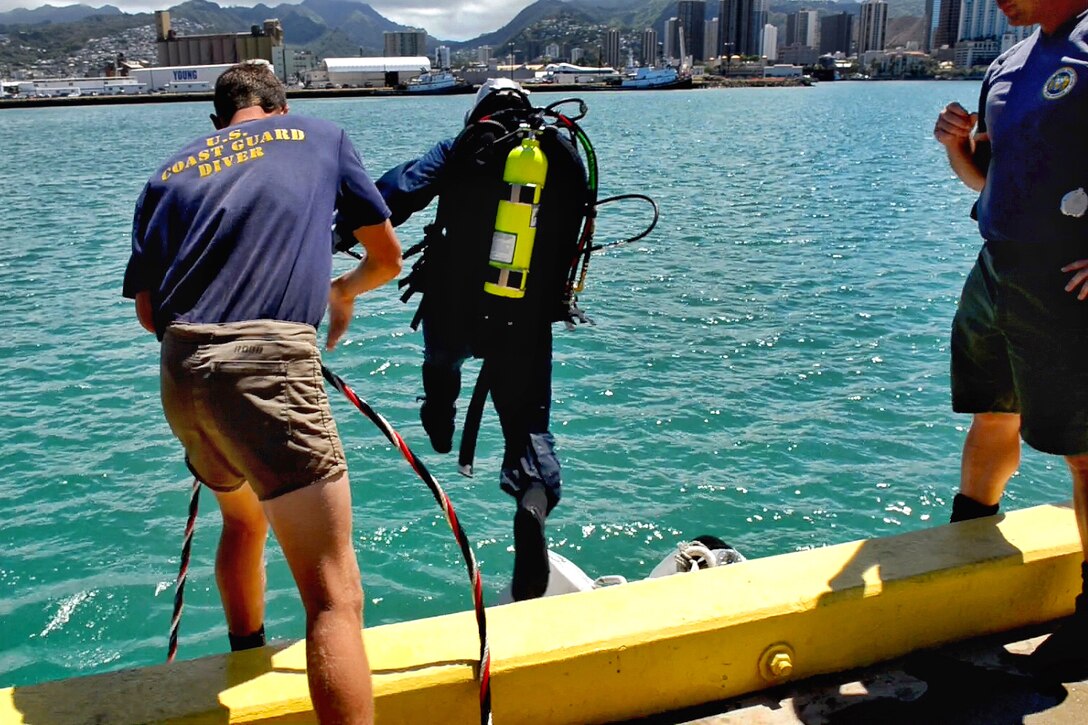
[953,412,1021,521]
[1070,455,1088,559]
[263,473,372,725]
[1024,454,1088,671]
[213,485,269,646]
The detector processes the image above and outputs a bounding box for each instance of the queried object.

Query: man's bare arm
[326,219,403,351]
[934,102,988,193]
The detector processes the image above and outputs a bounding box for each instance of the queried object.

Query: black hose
[591,194,660,250]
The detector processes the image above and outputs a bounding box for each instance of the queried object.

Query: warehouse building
[304,57,431,88]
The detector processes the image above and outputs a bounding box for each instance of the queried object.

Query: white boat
[405,69,473,95]
[496,536,746,604]
[619,65,693,90]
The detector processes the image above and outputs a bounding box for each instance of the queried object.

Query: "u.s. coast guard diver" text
[160,127,306,181]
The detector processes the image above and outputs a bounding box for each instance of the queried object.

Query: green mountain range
[0,0,929,72]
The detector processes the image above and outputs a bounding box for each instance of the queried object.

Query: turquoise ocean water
[0,82,1069,689]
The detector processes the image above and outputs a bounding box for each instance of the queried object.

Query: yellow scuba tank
[484,127,548,299]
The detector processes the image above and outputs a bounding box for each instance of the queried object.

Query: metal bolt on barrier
[759,643,796,682]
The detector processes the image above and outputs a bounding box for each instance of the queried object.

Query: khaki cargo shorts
[161,320,346,500]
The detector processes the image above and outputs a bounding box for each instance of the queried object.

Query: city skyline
[0,0,543,41]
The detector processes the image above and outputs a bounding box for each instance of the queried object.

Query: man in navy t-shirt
[123,62,401,724]
[934,0,1088,671]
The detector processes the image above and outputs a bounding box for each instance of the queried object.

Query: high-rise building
[953,0,1033,66]
[476,45,492,64]
[677,1,707,61]
[819,12,853,55]
[933,0,960,48]
[602,28,621,69]
[923,0,940,52]
[641,28,658,66]
[434,45,450,68]
[704,18,720,58]
[786,9,818,48]
[763,23,778,61]
[545,43,560,59]
[959,0,1007,40]
[858,0,888,55]
[384,29,426,57]
[719,0,764,58]
[752,0,769,57]
[665,17,680,62]
[571,47,584,64]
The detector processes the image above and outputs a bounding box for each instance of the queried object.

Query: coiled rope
[321,365,492,725]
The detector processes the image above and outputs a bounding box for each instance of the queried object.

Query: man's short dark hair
[213,61,286,122]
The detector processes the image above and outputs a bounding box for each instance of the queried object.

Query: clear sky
[0,1,542,41]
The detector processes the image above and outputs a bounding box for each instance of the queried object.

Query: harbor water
[0,81,1069,688]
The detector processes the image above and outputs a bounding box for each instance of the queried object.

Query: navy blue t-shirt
[124,114,390,336]
[976,10,1088,244]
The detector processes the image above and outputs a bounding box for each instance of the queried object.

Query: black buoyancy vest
[404,102,591,359]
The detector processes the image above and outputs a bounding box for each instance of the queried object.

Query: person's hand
[1062,259,1088,301]
[934,102,985,148]
[326,278,355,350]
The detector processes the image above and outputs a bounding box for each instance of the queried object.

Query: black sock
[229,624,266,652]
[950,493,1000,523]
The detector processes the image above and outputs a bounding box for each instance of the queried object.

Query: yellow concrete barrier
[1,503,1082,724]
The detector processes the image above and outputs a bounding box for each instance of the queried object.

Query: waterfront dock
[1,502,1083,724]
[0,76,812,110]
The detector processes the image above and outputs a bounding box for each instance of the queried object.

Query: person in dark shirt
[123,62,402,724]
[934,0,1088,671]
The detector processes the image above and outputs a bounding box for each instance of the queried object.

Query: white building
[958,0,1034,42]
[307,57,431,88]
[129,63,233,92]
[545,43,560,59]
[762,24,778,61]
[764,63,801,77]
[958,0,1003,40]
[21,76,146,96]
[477,46,493,64]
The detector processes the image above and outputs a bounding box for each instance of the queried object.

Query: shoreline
[0,77,817,110]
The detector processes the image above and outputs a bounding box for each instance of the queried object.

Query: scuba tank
[484,125,548,299]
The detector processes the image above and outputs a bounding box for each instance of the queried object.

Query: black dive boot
[1023,563,1088,676]
[419,399,455,454]
[950,493,1000,523]
[511,484,549,601]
